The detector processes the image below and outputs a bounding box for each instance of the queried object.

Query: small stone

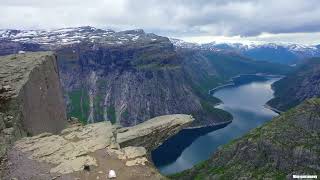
[108,170,116,179]
[122,146,147,159]
[125,157,148,167]
[109,142,120,150]
[70,117,79,122]
[3,85,11,91]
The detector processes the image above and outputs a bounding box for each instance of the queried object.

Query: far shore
[208,73,285,95]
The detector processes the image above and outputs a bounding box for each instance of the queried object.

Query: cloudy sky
[1,0,320,44]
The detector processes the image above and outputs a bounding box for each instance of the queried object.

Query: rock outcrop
[172,99,320,179]
[0,52,67,164]
[117,114,194,151]
[5,114,194,179]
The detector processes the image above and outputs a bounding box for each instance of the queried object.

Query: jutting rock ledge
[8,114,194,179]
[0,49,194,180]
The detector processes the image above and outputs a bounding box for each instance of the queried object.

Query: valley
[0,26,319,180]
[152,75,281,175]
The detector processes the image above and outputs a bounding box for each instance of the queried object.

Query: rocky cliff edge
[4,114,194,179]
[0,52,67,171]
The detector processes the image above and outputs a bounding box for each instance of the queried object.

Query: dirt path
[4,148,165,180]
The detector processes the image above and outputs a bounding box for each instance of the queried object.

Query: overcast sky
[1,0,320,44]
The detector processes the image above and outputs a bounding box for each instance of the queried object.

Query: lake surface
[152,75,281,175]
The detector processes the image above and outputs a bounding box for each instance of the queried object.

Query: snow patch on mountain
[0,26,163,47]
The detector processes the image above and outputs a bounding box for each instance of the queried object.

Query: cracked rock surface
[5,114,194,179]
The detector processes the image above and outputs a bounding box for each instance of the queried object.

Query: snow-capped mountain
[170,38,320,64]
[0,26,163,47]
[1,26,319,64]
[0,26,168,56]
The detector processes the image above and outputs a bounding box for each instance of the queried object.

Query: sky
[1,0,320,44]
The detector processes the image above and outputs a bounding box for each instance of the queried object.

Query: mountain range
[0,26,289,127]
[1,26,320,65]
[171,38,320,65]
[1,26,320,179]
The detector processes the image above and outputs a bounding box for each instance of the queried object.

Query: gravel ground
[4,148,164,180]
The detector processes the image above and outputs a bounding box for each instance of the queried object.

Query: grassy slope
[170,98,320,180]
[68,88,90,124]
[267,58,320,111]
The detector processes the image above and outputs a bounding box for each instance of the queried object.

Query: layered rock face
[173,99,320,179]
[267,57,320,111]
[0,52,67,162]
[6,114,194,179]
[56,32,203,126]
[0,27,289,128]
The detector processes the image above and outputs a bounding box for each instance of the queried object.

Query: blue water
[152,75,281,175]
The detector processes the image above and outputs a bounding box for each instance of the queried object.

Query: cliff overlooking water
[0,51,195,179]
[0,27,289,128]
[4,114,194,179]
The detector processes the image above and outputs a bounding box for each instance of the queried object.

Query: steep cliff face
[172,98,320,180]
[267,58,320,111]
[0,27,289,127]
[0,52,67,164]
[57,35,288,127]
[56,32,207,127]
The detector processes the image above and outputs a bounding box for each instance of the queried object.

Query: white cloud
[0,0,320,44]
[180,32,320,45]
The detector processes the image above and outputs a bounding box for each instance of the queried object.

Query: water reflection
[152,75,280,175]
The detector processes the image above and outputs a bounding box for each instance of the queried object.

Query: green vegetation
[183,68,233,124]
[267,58,320,111]
[68,88,90,124]
[93,79,108,121]
[190,74,223,105]
[200,100,232,121]
[93,94,104,121]
[107,106,116,124]
[204,52,290,79]
[97,79,108,91]
[122,109,130,120]
[170,98,320,179]
[131,48,181,70]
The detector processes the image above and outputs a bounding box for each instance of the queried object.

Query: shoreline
[195,74,284,130]
[184,119,232,130]
[264,103,283,114]
[208,73,285,95]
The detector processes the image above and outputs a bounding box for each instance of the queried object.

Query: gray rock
[13,114,194,174]
[0,113,5,131]
[117,114,194,151]
[0,52,67,167]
